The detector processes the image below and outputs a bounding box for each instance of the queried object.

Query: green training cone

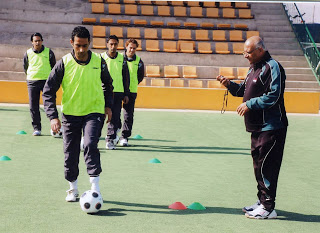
[133,134,143,139]
[16,130,27,135]
[149,158,161,163]
[0,156,11,161]
[188,202,206,210]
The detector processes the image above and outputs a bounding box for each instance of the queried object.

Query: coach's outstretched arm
[216,75,245,97]
[42,60,64,133]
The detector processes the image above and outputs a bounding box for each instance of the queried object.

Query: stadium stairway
[0,0,319,112]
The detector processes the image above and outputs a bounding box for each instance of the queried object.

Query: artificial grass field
[0,105,320,233]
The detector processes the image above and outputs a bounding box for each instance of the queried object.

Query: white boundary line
[0,103,319,116]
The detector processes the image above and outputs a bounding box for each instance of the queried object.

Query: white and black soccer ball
[80,190,103,214]
[50,126,63,138]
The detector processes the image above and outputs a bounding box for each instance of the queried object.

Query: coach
[217,36,288,219]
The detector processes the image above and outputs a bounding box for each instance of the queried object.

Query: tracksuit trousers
[27,80,46,131]
[106,92,124,142]
[251,127,287,211]
[62,113,104,182]
[121,92,137,140]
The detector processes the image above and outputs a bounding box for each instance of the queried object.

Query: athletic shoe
[245,204,277,219]
[32,130,41,136]
[242,200,260,213]
[106,141,115,150]
[65,189,79,202]
[119,138,128,146]
[114,135,120,145]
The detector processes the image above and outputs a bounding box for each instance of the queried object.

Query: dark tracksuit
[42,50,113,182]
[104,52,130,142]
[121,53,144,140]
[227,51,288,211]
[23,45,56,131]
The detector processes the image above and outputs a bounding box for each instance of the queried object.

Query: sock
[90,176,100,192]
[68,179,78,190]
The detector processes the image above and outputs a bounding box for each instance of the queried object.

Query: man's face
[107,39,118,53]
[32,36,43,51]
[126,42,137,58]
[243,43,263,64]
[71,36,90,61]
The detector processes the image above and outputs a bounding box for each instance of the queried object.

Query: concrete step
[257,25,293,32]
[256,20,291,26]
[285,88,320,92]
[261,32,296,39]
[285,68,314,75]
[251,3,283,10]
[263,37,298,44]
[286,74,316,81]
[0,58,24,72]
[266,42,300,50]
[285,80,320,89]
[0,71,25,81]
[268,49,303,56]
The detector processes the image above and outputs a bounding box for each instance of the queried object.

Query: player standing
[119,39,144,146]
[23,32,56,136]
[101,35,130,150]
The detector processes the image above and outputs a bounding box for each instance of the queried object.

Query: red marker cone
[168,202,187,210]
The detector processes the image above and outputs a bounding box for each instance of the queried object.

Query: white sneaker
[113,135,120,145]
[32,130,41,136]
[106,141,115,150]
[245,204,277,219]
[65,189,79,202]
[80,137,85,151]
[242,200,260,213]
[119,138,128,146]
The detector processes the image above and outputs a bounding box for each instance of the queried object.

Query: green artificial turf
[0,106,319,233]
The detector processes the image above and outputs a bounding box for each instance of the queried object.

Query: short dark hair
[107,35,119,43]
[125,38,139,48]
[30,32,43,42]
[71,26,90,41]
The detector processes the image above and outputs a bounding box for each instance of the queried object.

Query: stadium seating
[189,80,203,88]
[235,2,249,8]
[233,43,244,54]
[127,28,141,39]
[217,24,231,29]
[92,3,104,13]
[195,30,210,41]
[190,7,203,17]
[219,67,235,79]
[138,1,152,5]
[144,28,158,39]
[223,8,236,18]
[117,19,130,25]
[179,29,192,40]
[151,21,164,26]
[108,4,121,14]
[239,9,254,19]
[198,42,212,54]
[151,78,165,86]
[146,65,161,77]
[229,31,244,41]
[163,41,178,53]
[162,29,175,40]
[183,66,198,78]
[93,26,106,37]
[208,80,225,89]
[246,31,260,38]
[164,65,180,78]
[110,27,123,38]
[146,40,160,52]
[154,1,168,6]
[82,18,96,24]
[100,17,113,24]
[237,67,250,79]
[180,42,195,53]
[206,8,219,18]
[184,22,198,28]
[93,38,106,49]
[186,1,200,7]
[203,2,216,8]
[219,2,232,8]
[215,43,230,54]
[201,22,214,28]
[174,7,187,17]
[170,79,185,87]
[213,30,226,41]
[141,5,154,15]
[125,4,138,15]
[134,19,147,26]
[158,6,171,16]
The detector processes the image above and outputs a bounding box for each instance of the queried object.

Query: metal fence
[283,3,320,84]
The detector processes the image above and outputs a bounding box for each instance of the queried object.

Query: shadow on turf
[101,144,250,156]
[99,137,176,143]
[101,201,320,222]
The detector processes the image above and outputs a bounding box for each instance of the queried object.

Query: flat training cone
[133,134,143,139]
[169,202,187,210]
[16,130,27,135]
[188,202,206,210]
[0,156,11,161]
[149,158,161,163]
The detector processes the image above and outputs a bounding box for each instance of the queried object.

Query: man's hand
[236,102,250,116]
[123,96,129,105]
[50,118,61,133]
[216,75,230,87]
[105,107,112,123]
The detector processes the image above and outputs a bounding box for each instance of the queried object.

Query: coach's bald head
[243,36,266,64]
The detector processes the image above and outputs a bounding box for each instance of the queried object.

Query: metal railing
[283,3,320,85]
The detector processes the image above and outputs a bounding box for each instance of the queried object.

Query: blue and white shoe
[245,204,277,219]
[32,130,41,136]
[242,200,260,213]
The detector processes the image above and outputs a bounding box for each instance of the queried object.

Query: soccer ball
[80,190,103,214]
[50,126,63,138]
